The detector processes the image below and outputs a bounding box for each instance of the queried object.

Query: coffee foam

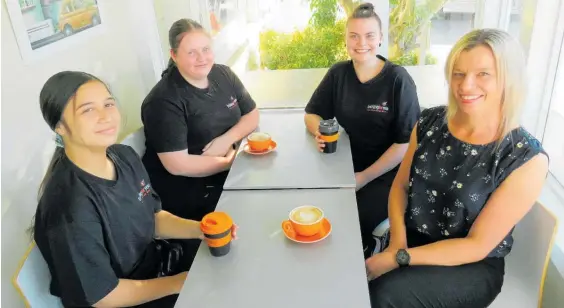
[291,206,322,224]
[248,132,270,141]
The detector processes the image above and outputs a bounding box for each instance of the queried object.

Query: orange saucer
[282,218,332,244]
[243,140,277,155]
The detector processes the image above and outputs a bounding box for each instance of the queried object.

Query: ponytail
[37,147,65,200]
[30,146,65,238]
[161,57,176,77]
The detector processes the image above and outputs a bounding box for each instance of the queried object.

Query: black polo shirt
[34,145,161,307]
[305,56,420,176]
[141,64,256,218]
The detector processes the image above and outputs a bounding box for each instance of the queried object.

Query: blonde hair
[444,29,527,143]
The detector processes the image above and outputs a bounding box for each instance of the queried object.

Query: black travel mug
[318,119,340,154]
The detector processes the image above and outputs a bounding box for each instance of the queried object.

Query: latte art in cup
[291,206,323,224]
[248,132,270,141]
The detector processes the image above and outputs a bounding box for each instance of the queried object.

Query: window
[542,39,564,186]
[19,0,35,9]
[208,0,243,36]
[401,0,477,67]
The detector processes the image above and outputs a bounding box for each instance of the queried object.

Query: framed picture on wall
[4,0,106,63]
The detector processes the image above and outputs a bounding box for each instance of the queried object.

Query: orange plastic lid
[200,211,233,235]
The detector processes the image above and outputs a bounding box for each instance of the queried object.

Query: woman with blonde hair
[365,29,548,307]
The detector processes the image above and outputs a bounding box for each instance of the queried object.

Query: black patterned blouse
[405,106,546,258]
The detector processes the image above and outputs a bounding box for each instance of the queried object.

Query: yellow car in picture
[58,0,100,36]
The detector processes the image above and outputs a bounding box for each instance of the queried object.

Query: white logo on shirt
[138,179,152,202]
[226,96,238,109]
[367,102,389,113]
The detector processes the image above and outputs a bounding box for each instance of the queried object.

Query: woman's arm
[304,113,323,136]
[406,153,549,266]
[202,108,259,157]
[93,274,186,308]
[386,126,418,250]
[157,147,236,177]
[357,143,409,187]
[304,67,336,136]
[222,108,259,143]
[154,210,202,239]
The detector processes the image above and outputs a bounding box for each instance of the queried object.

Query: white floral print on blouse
[405,106,546,258]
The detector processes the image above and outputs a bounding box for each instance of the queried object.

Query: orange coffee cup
[283,205,324,237]
[200,212,233,257]
[247,132,272,152]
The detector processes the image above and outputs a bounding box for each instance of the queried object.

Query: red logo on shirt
[367,102,389,113]
[226,96,238,109]
[138,179,152,202]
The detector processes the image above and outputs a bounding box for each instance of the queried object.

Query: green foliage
[259,19,348,70]
[258,0,444,68]
[388,0,447,65]
[389,49,438,66]
[309,0,339,28]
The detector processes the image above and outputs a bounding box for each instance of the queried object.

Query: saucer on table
[282,218,332,244]
[243,140,277,155]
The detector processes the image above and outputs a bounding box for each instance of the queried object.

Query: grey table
[224,109,356,190]
[175,189,371,308]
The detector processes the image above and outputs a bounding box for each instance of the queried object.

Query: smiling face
[171,30,214,80]
[346,17,382,64]
[450,45,503,115]
[56,81,120,149]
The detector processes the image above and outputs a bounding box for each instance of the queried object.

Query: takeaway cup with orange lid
[318,119,339,154]
[200,211,233,257]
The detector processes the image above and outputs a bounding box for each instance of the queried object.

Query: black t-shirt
[140,64,256,215]
[406,106,547,257]
[34,145,161,307]
[305,56,420,176]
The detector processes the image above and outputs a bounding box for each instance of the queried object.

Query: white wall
[0,0,161,306]
[153,0,205,68]
[152,0,252,68]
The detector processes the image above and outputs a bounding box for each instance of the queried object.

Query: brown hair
[162,18,206,76]
[347,2,382,30]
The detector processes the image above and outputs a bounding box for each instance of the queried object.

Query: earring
[54,133,64,148]
[379,43,382,47]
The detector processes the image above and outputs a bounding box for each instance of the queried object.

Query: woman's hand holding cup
[314,130,326,152]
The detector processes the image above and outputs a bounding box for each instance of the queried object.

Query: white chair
[121,127,146,157]
[490,202,558,308]
[13,243,63,308]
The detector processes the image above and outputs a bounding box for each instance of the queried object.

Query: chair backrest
[121,127,146,157]
[13,243,64,308]
[490,202,559,308]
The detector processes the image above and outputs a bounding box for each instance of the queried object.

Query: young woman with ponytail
[141,19,258,267]
[33,71,236,308]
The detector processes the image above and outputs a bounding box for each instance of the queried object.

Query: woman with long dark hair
[33,71,235,307]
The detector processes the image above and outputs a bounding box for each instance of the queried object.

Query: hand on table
[313,130,326,152]
[365,250,398,281]
[198,223,239,240]
[202,135,233,157]
[230,223,239,240]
